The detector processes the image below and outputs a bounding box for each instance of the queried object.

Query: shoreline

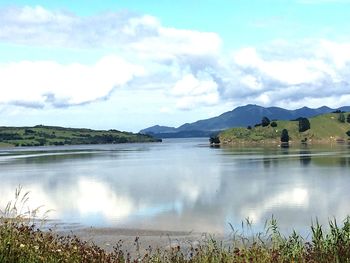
[58,226,223,253]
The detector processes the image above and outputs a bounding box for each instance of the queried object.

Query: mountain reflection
[1,140,350,234]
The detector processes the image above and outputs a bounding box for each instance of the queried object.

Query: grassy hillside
[219,112,350,145]
[0,125,161,147]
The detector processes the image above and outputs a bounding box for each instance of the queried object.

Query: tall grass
[2,188,350,262]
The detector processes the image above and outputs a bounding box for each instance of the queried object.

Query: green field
[0,125,161,147]
[219,112,350,145]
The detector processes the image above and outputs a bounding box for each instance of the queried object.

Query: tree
[281,129,289,143]
[339,112,345,123]
[298,118,310,132]
[209,136,220,144]
[261,116,271,127]
[270,121,277,127]
[247,126,252,130]
[347,114,350,124]
[346,130,350,137]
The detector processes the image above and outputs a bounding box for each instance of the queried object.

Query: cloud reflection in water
[0,141,349,235]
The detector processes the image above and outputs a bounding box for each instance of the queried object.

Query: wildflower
[20,244,25,248]
[57,249,61,252]
[34,245,39,250]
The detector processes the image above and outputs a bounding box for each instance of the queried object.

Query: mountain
[140,125,177,134]
[140,105,350,138]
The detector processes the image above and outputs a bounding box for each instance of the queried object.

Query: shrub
[346,130,350,137]
[347,114,350,123]
[339,113,345,123]
[270,121,277,127]
[209,136,220,144]
[262,116,271,127]
[247,126,252,130]
[281,129,289,143]
[298,118,310,132]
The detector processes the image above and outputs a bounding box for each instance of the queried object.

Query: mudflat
[62,227,223,255]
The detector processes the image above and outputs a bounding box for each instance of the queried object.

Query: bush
[346,130,350,137]
[24,129,36,135]
[209,136,220,144]
[247,126,252,130]
[298,118,310,132]
[261,116,271,127]
[347,114,350,123]
[339,113,345,123]
[270,121,277,127]
[281,129,289,143]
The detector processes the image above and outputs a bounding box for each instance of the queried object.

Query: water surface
[1,138,350,235]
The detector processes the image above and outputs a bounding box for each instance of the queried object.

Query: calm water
[1,138,350,235]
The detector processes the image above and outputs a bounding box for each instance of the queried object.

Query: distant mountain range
[140,104,350,138]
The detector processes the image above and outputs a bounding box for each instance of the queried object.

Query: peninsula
[0,125,161,147]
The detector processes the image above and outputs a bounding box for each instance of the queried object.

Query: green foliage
[338,112,345,123]
[270,121,277,127]
[0,126,161,147]
[209,136,220,144]
[3,210,350,262]
[347,114,350,123]
[298,117,311,132]
[261,116,271,127]
[219,112,350,145]
[346,130,350,137]
[280,129,289,143]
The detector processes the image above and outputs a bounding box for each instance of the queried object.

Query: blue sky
[1,0,350,131]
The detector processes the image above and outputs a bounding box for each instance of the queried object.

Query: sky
[1,0,350,131]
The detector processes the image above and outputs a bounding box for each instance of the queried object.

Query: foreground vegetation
[1,189,350,262]
[219,112,350,145]
[0,125,161,147]
[3,216,350,262]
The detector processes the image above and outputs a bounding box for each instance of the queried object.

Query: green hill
[0,125,161,147]
[219,112,350,145]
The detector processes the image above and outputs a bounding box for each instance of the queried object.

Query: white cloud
[171,73,220,110]
[1,5,350,118]
[0,6,221,61]
[316,40,350,68]
[233,47,335,85]
[224,39,350,109]
[0,55,144,107]
[0,5,223,111]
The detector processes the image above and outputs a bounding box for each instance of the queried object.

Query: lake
[1,138,350,236]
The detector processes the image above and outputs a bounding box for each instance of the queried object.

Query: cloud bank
[0,55,144,107]
[1,6,350,112]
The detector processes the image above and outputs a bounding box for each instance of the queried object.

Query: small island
[0,125,161,147]
[218,112,350,145]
